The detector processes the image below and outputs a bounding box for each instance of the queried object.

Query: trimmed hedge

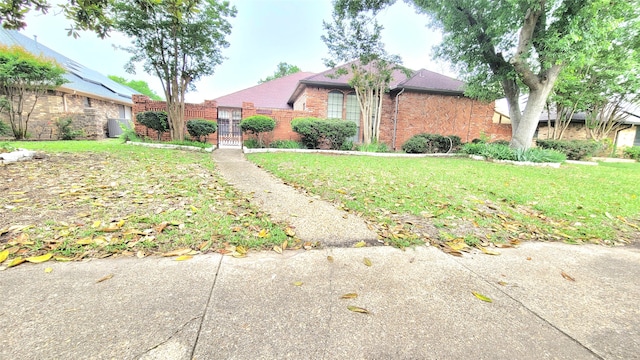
[136,111,168,140]
[623,146,640,161]
[291,117,356,150]
[240,115,276,134]
[402,133,461,153]
[536,139,602,160]
[187,119,217,142]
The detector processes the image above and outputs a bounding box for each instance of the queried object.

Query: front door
[218,109,242,146]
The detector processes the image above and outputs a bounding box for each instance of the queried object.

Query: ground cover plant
[247,153,639,251]
[0,140,293,268]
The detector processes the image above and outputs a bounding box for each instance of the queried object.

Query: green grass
[1,140,290,264]
[247,153,640,246]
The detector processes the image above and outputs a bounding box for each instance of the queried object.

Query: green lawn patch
[1,140,289,267]
[247,153,640,247]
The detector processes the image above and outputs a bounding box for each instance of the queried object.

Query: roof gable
[214,71,315,109]
[0,28,136,105]
[397,69,465,94]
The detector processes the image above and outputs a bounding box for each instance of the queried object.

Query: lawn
[247,153,640,249]
[0,140,290,267]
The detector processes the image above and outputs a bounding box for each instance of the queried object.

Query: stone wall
[0,90,130,140]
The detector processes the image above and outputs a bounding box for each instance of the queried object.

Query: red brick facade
[132,87,512,148]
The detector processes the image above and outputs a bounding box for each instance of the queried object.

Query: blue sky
[23,0,449,103]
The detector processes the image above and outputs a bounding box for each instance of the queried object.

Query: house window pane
[218,109,229,120]
[634,126,640,146]
[232,110,242,121]
[346,93,360,142]
[327,91,343,119]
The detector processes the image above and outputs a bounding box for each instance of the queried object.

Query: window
[635,126,640,146]
[327,91,343,119]
[84,97,92,108]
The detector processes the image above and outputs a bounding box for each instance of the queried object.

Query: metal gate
[218,118,241,146]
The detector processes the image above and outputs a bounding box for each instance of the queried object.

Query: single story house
[0,28,136,139]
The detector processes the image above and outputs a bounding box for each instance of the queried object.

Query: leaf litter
[0,149,294,269]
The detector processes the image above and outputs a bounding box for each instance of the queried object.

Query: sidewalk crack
[134,315,199,359]
[189,254,224,359]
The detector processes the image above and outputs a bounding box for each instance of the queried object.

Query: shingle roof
[300,61,411,89]
[397,69,465,94]
[0,28,136,105]
[214,72,315,109]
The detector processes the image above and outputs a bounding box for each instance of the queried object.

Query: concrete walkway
[1,149,639,359]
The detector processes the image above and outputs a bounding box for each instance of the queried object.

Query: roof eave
[58,85,133,106]
[393,86,465,96]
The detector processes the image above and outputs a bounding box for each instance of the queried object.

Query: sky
[22,0,451,104]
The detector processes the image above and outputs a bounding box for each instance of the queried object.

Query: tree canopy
[108,75,163,101]
[339,0,637,149]
[258,62,301,84]
[113,0,236,141]
[0,44,67,139]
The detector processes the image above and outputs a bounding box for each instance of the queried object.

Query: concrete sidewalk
[1,243,639,359]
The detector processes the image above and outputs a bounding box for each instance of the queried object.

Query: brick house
[0,28,136,140]
[133,63,511,148]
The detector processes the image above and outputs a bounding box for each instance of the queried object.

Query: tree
[0,44,67,139]
[258,62,301,84]
[108,75,163,101]
[341,0,635,149]
[322,3,404,144]
[0,0,113,38]
[112,0,236,141]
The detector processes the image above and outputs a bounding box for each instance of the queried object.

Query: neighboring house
[204,63,511,149]
[495,98,640,149]
[0,28,137,139]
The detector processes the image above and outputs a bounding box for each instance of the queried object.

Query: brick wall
[240,102,313,144]
[132,95,218,143]
[0,90,128,140]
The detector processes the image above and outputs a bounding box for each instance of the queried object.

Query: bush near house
[291,117,356,150]
[269,139,303,149]
[0,120,11,136]
[623,146,640,160]
[536,139,602,160]
[402,133,462,154]
[136,111,169,140]
[55,117,83,140]
[240,115,276,147]
[186,119,217,142]
[461,142,566,163]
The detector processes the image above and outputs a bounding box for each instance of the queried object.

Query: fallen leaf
[354,241,366,248]
[526,257,532,261]
[363,257,372,267]
[273,245,282,254]
[281,240,288,251]
[91,220,102,228]
[54,256,73,262]
[327,255,334,263]
[347,305,370,314]
[6,257,25,268]
[175,255,193,261]
[155,221,168,233]
[340,293,358,299]
[44,267,53,273]
[162,248,192,257]
[236,245,247,255]
[257,229,269,238]
[76,237,94,245]
[472,291,493,303]
[561,271,576,282]
[96,274,114,283]
[26,253,53,263]
[497,281,508,286]
[0,249,8,263]
[292,281,303,286]
[284,227,295,237]
[136,250,145,259]
[479,246,500,256]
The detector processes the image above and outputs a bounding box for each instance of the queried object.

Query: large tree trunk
[510,87,554,149]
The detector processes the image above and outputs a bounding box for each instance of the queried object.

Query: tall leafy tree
[322,2,403,144]
[113,0,236,141]
[0,44,67,139]
[258,62,301,84]
[108,75,163,101]
[340,0,635,149]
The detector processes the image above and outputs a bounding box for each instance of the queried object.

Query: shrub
[0,142,16,153]
[461,142,515,160]
[136,111,168,140]
[623,146,640,161]
[243,138,261,148]
[536,139,601,160]
[514,148,566,163]
[291,117,357,150]
[55,117,83,140]
[240,115,276,147]
[0,120,11,136]
[402,133,461,153]
[341,140,355,151]
[491,139,510,146]
[358,141,388,152]
[269,140,302,149]
[187,119,217,142]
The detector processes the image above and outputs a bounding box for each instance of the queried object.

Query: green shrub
[623,146,640,160]
[243,138,261,148]
[0,120,11,136]
[402,133,461,153]
[514,148,566,163]
[463,143,566,163]
[341,140,355,151]
[358,141,388,153]
[187,119,217,142]
[240,115,276,147]
[136,111,168,140]
[491,139,510,146]
[55,117,83,140]
[0,142,16,153]
[536,139,601,160]
[269,140,302,149]
[291,117,357,150]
